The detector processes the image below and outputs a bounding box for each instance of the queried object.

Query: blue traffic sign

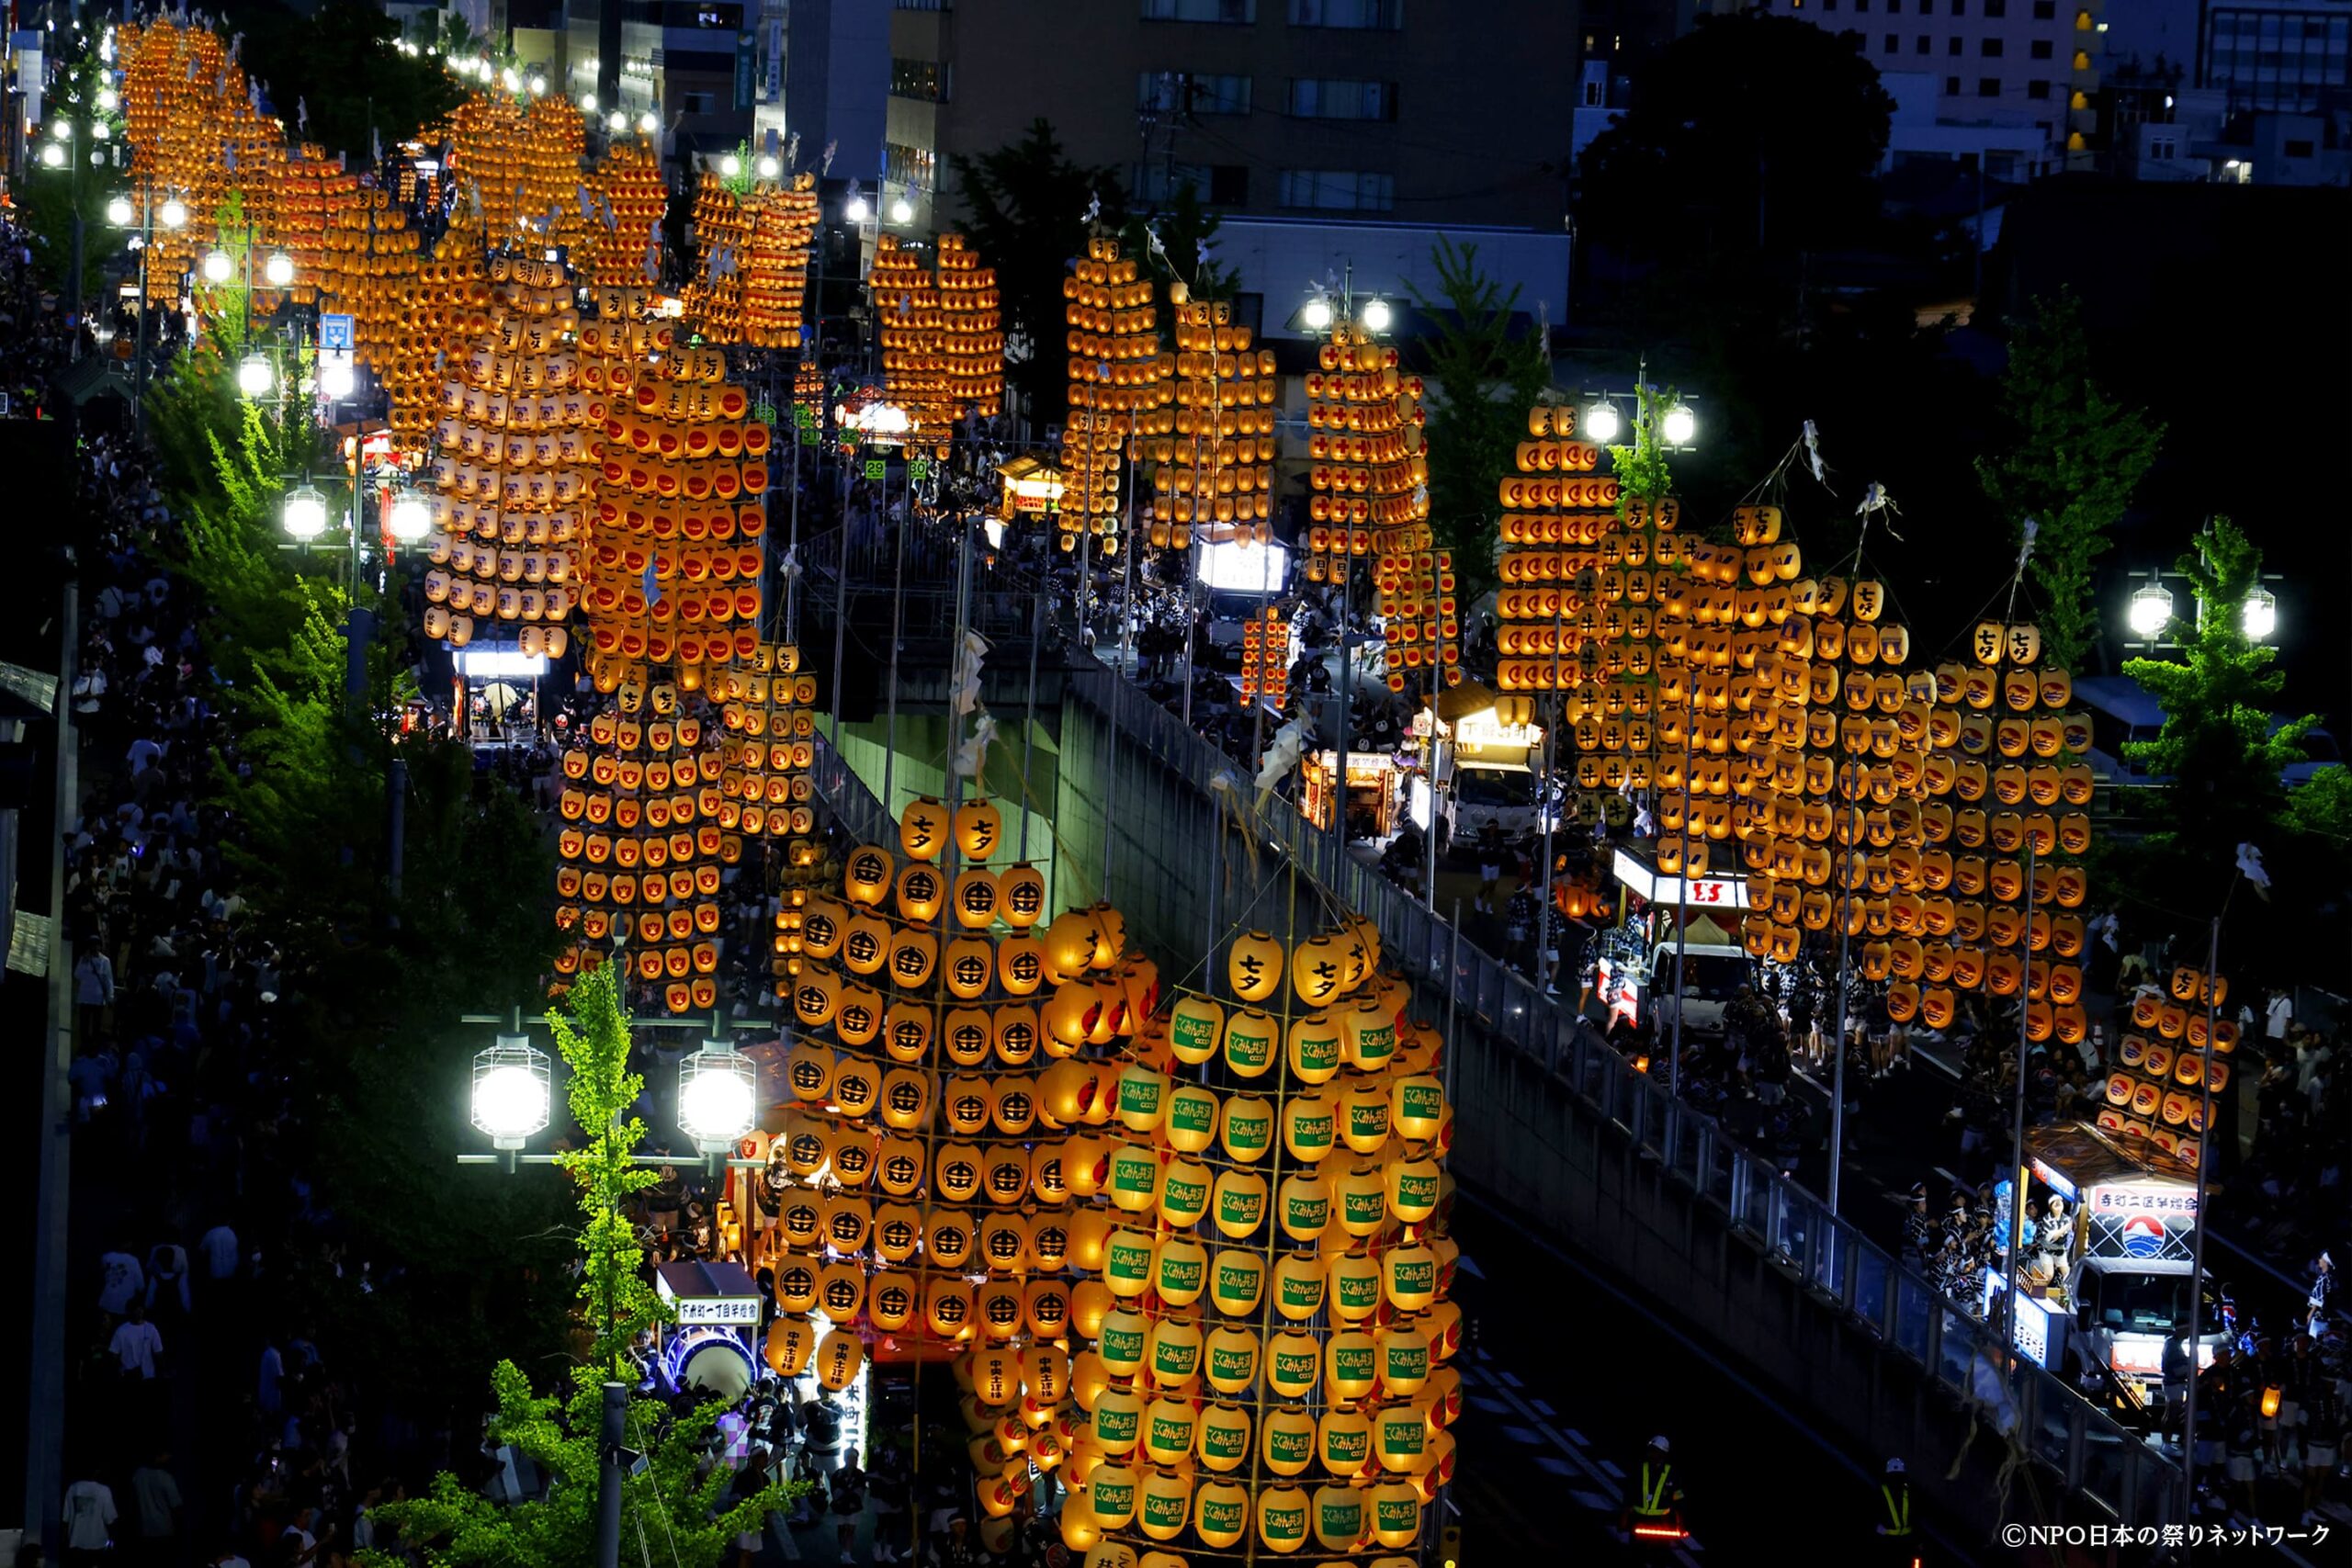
[320,312,355,352]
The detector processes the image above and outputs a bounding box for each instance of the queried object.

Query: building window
[1278,169,1396,210]
[1885,32,1898,51]
[1287,78,1396,118]
[891,57,949,102]
[884,141,937,190]
[1139,72,1253,113]
[1917,35,1929,51]
[1945,73,1961,92]
[1288,0,1402,26]
[1132,162,1208,203]
[1980,36,2002,54]
[2027,77,2051,97]
[1978,76,2000,95]
[680,90,716,113]
[1949,35,1962,52]
[2030,38,2052,58]
[2149,135,2175,157]
[1142,0,1256,21]
[2032,0,2052,15]
[2285,137,2316,156]
[1984,0,2004,12]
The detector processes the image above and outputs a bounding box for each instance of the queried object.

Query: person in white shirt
[97,1249,145,1315]
[109,1303,164,1379]
[2268,989,2295,1040]
[62,1475,117,1555]
[199,1224,240,1281]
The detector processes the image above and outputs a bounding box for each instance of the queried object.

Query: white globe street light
[1582,400,1622,444]
[678,1038,757,1154]
[106,195,133,226]
[720,153,741,177]
[1360,297,1392,333]
[202,248,234,284]
[889,196,915,224]
[40,142,63,169]
[97,86,118,110]
[2242,586,2278,642]
[1300,296,1333,332]
[91,121,110,141]
[388,487,434,543]
[605,110,627,132]
[844,192,868,223]
[471,1036,552,1149]
[638,111,659,134]
[265,251,295,287]
[581,93,598,113]
[756,155,779,179]
[281,482,329,540]
[1660,403,1698,447]
[2127,582,2175,640]
[529,74,548,95]
[237,353,276,399]
[159,197,187,229]
[318,354,356,400]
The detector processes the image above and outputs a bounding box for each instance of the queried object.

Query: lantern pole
[786,374,803,643]
[1444,898,1463,1106]
[1120,404,1141,675]
[828,451,850,747]
[1020,590,1042,864]
[1420,666,1439,911]
[1827,791,1858,1219]
[2179,910,2222,1530]
[1332,551,1353,890]
[132,188,154,432]
[878,451,909,819]
[1669,694,1692,1101]
[2002,838,2039,1353]
[1536,581,1563,1004]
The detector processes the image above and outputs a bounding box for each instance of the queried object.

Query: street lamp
[605,110,627,133]
[40,142,63,168]
[106,195,133,226]
[581,92,598,113]
[1582,400,1622,444]
[756,155,779,179]
[238,353,277,399]
[319,354,356,400]
[844,186,869,223]
[889,196,915,224]
[529,74,548,95]
[2127,582,2175,641]
[2242,585,2277,642]
[720,153,741,178]
[281,483,329,541]
[159,197,187,230]
[677,1038,757,1154]
[202,248,233,284]
[1359,297,1392,333]
[638,111,659,135]
[470,1035,553,1149]
[388,487,434,543]
[265,251,295,288]
[1301,295,1333,332]
[1660,402,1698,447]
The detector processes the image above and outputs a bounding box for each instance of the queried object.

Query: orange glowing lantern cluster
[551,682,738,1013]
[1374,539,1459,694]
[868,234,952,452]
[116,19,239,297]
[1056,915,1459,1561]
[583,327,774,696]
[682,172,751,340]
[315,181,422,369]
[741,176,820,349]
[713,645,820,840]
[934,233,1004,415]
[419,253,593,652]
[586,138,669,288]
[2104,967,2233,1168]
[441,94,588,253]
[1238,610,1291,705]
[1149,290,1274,549]
[1060,235,1166,549]
[765,798,1144,1506]
[1491,406,1621,695]
[382,242,487,444]
[1304,327,1427,553]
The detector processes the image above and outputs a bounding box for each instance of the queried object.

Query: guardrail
[800,588,2186,1532]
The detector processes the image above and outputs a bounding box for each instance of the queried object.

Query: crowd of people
[0,213,82,418]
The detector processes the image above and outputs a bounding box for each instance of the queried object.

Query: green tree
[950,119,1125,430]
[224,0,466,162]
[1406,236,1551,592]
[2119,519,2317,956]
[1976,292,2165,669]
[1118,178,1234,342]
[362,964,797,1568]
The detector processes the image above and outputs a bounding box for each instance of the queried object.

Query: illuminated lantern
[1283,1093,1339,1164]
[1106,1144,1159,1213]
[1339,1082,1392,1154]
[1165,1084,1222,1155]
[1385,1156,1442,1223]
[1196,1404,1251,1473]
[999,863,1047,927]
[1213,1168,1270,1237]
[1391,1074,1445,1141]
[1257,1484,1311,1553]
[1148,1316,1204,1387]
[1155,1235,1210,1306]
[1159,1158,1212,1228]
[843,846,894,905]
[1138,1471,1194,1539]
[1267,1331,1322,1399]
[1228,931,1285,1002]
[952,869,1000,929]
[1221,1095,1275,1162]
[1370,1483,1422,1548]
[869,1273,918,1332]
[1084,1464,1136,1529]
[1331,1164,1389,1237]
[1209,1247,1266,1317]
[1273,1254,1327,1321]
[1261,1409,1317,1478]
[899,797,949,861]
[814,1328,865,1391]
[1170,995,1226,1064]
[764,1315,815,1376]
[1092,1387,1145,1456]
[1318,1405,1374,1477]
[1326,1329,1379,1402]
[1340,996,1398,1067]
[1278,1172,1332,1240]
[1329,1251,1384,1323]
[1116,1062,1170,1131]
[1374,1404,1430,1473]
[1045,910,1101,981]
[1287,1012,1345,1085]
[1059,1495,1102,1552]
[1144,1397,1198,1466]
[954,798,1003,861]
[1379,1322,1432,1395]
[1194,1482,1250,1550]
[1204,1325,1261,1394]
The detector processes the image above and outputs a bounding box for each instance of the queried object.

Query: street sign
[908,457,931,481]
[319,312,354,352]
[864,458,886,481]
[798,428,820,446]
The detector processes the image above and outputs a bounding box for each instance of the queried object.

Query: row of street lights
[2125,573,2278,647]
[467,1026,760,1162]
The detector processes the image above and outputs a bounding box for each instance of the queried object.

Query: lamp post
[110,184,186,430]
[2120,548,2282,654]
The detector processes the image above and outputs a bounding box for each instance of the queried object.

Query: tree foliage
[1977,292,2165,669]
[1406,237,1551,593]
[1577,14,1895,263]
[2115,518,2346,977]
[220,0,465,162]
[950,119,1125,430]
[361,964,797,1568]
[1118,178,1235,342]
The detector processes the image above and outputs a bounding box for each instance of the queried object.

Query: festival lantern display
[741,175,821,349]
[1059,235,1167,552]
[2103,965,2232,1168]
[439,93,590,255]
[1053,910,1457,1563]
[713,643,820,844]
[766,799,1150,1511]
[1238,609,1291,707]
[868,234,952,452]
[935,233,1004,415]
[589,138,671,290]
[683,171,752,340]
[1149,288,1275,551]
